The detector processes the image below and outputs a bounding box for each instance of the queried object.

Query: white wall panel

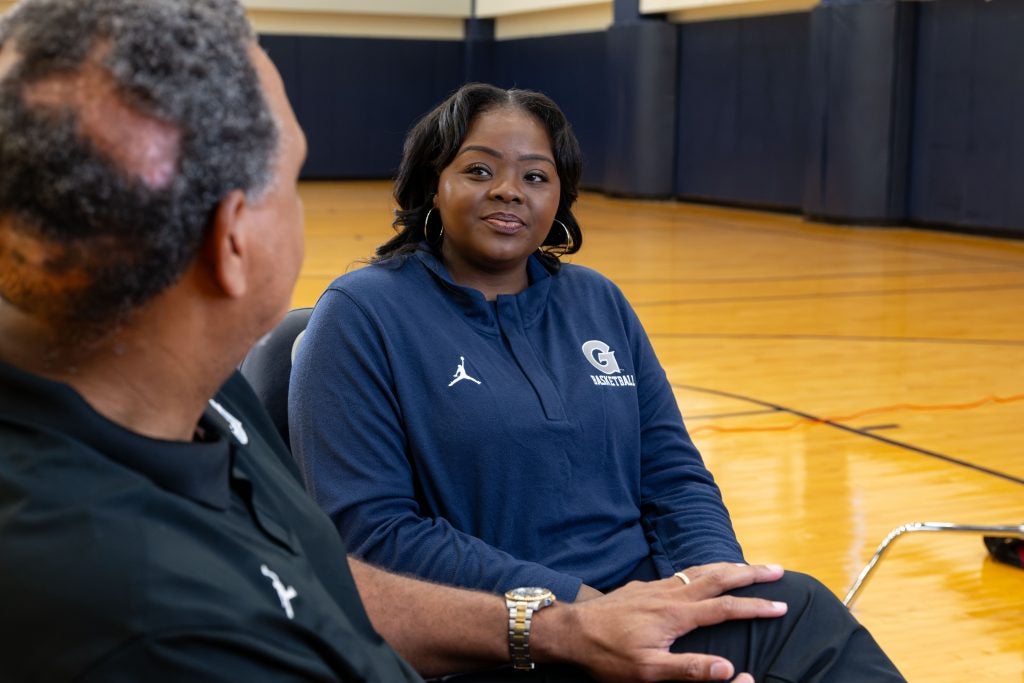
[495,3,612,39]
[477,0,605,18]
[642,0,816,23]
[248,10,464,39]
[242,0,470,18]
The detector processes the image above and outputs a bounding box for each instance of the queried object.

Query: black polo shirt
[0,361,422,682]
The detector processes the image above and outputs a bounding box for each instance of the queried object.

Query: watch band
[505,587,555,671]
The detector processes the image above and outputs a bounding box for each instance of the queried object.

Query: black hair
[378,82,583,271]
[0,0,277,327]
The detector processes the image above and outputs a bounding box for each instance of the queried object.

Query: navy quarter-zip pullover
[290,247,743,602]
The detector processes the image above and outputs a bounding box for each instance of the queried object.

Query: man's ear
[205,189,249,298]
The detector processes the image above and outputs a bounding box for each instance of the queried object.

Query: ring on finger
[674,571,692,586]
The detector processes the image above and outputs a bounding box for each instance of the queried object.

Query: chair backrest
[239,307,312,449]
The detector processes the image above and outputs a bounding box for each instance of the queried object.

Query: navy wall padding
[802,0,915,223]
[491,32,609,188]
[908,0,1024,233]
[675,13,810,209]
[261,35,464,179]
[613,0,643,24]
[259,11,1024,236]
[603,21,678,197]
[465,18,496,84]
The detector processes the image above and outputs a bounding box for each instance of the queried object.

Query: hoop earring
[425,207,444,243]
[553,219,573,250]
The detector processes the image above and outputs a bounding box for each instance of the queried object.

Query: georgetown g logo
[581,340,621,375]
[582,340,636,387]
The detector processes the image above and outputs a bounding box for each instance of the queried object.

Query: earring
[553,219,573,250]
[425,207,444,242]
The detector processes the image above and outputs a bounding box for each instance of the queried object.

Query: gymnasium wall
[908,0,1024,234]
[490,33,611,188]
[260,35,465,178]
[254,0,1024,236]
[675,12,809,209]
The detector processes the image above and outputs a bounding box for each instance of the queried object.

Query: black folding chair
[238,307,313,450]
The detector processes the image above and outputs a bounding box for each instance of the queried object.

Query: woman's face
[433,106,560,290]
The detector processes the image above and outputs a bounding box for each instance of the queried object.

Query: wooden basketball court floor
[292,180,1024,682]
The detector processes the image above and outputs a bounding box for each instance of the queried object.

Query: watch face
[507,587,553,601]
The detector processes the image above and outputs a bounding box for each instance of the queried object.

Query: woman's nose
[488,173,522,203]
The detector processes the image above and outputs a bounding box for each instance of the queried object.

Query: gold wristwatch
[504,587,556,671]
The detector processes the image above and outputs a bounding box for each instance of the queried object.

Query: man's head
[0,0,280,332]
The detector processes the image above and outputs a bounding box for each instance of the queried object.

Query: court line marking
[611,265,1018,285]
[673,383,1024,487]
[685,408,781,421]
[581,205,1024,268]
[652,332,1024,347]
[632,282,1024,308]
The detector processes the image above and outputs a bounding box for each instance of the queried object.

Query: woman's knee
[730,570,844,618]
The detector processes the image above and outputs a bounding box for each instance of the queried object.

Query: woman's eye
[466,165,491,177]
[525,171,548,183]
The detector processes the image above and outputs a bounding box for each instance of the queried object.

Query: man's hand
[532,562,787,682]
[575,584,604,602]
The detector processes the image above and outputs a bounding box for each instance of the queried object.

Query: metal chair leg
[843,522,1024,608]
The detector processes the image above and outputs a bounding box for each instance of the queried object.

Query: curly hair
[0,0,277,326]
[378,82,583,271]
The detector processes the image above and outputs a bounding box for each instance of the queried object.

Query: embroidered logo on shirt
[581,340,636,387]
[260,564,298,620]
[208,398,249,445]
[448,356,482,387]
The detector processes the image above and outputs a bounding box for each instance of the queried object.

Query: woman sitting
[289,83,903,682]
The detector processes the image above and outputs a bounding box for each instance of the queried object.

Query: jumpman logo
[448,356,482,387]
[260,564,298,620]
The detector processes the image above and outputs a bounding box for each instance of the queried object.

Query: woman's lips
[483,213,525,233]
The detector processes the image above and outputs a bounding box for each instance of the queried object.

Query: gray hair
[0,0,277,326]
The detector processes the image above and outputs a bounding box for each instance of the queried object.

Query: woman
[289,84,904,682]
[289,83,743,603]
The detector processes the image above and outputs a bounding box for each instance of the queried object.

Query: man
[0,1,902,681]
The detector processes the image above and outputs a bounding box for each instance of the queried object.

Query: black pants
[432,572,905,683]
